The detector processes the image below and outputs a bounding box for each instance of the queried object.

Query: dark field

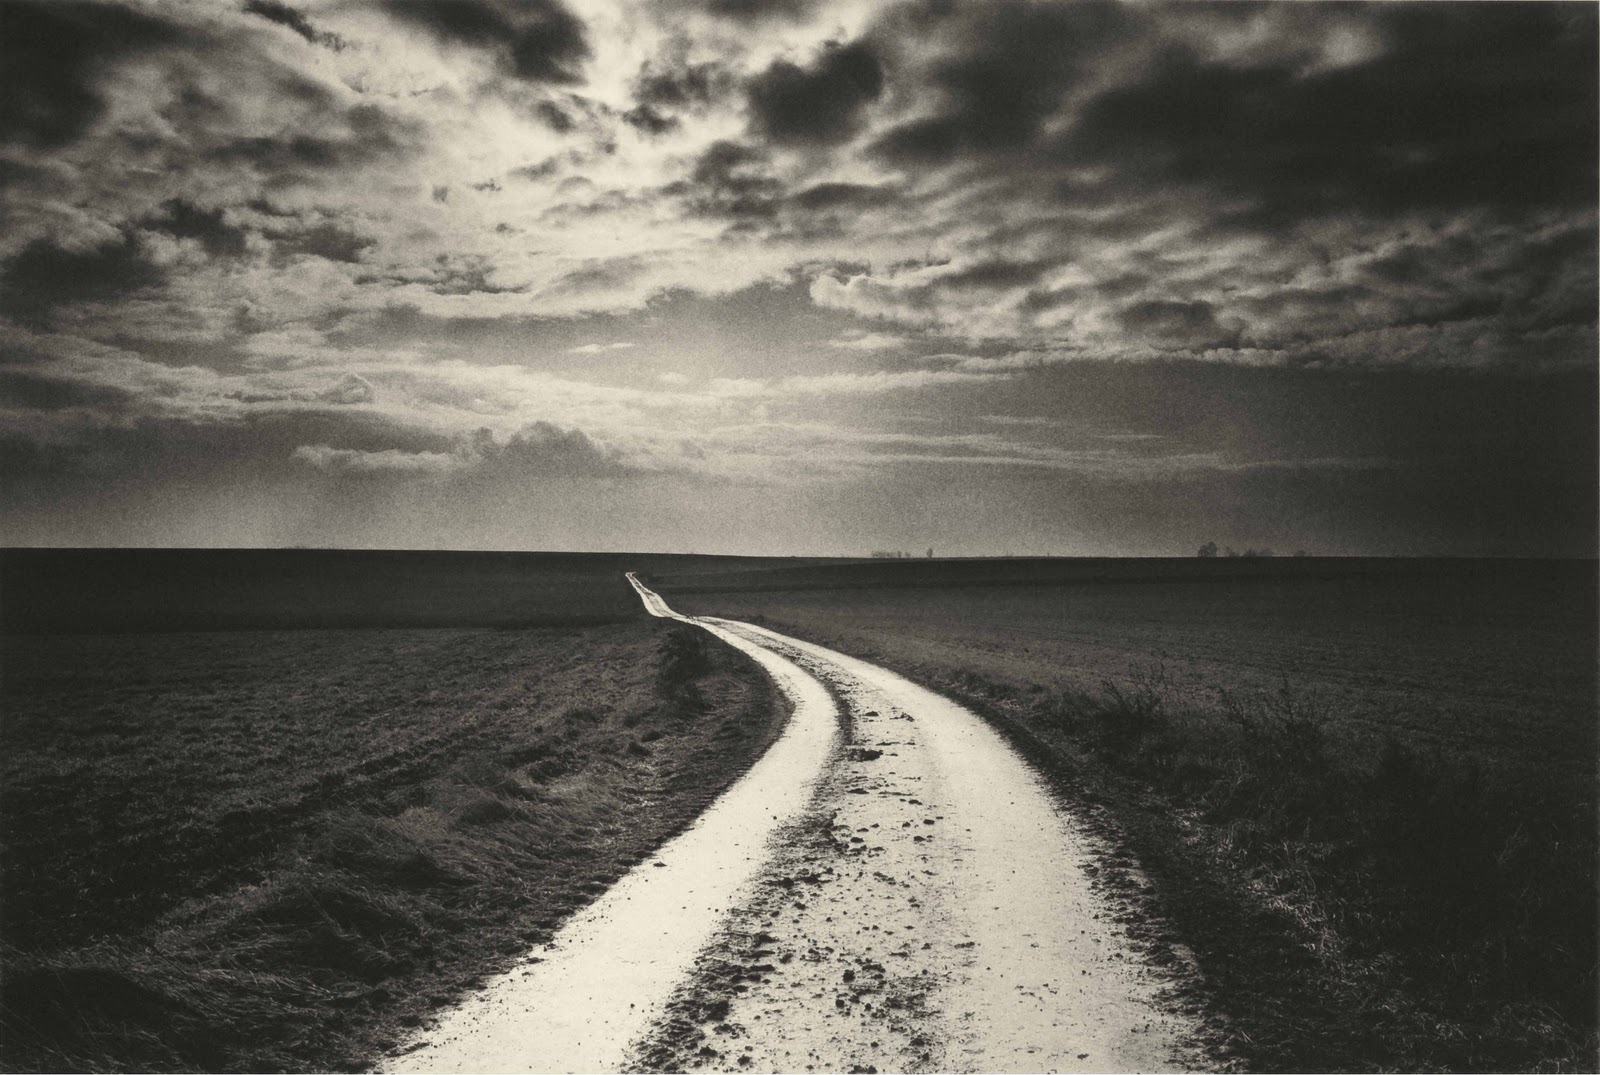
[661,559,1595,780]
[0,617,782,1071]
[3,551,1594,1072]
[0,548,842,633]
[665,557,1599,1072]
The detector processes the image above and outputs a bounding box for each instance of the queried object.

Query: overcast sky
[0,0,1594,555]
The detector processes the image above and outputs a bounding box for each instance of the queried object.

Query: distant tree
[1224,546,1239,558]
[1197,541,1218,558]
[1293,549,1308,558]
[926,547,934,559]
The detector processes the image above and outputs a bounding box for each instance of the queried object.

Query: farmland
[662,557,1599,1071]
[0,553,785,1072]
[0,548,842,633]
[3,550,1594,1072]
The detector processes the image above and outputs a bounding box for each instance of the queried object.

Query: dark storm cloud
[868,1,1133,165]
[0,369,134,412]
[150,201,251,259]
[938,259,1055,291]
[624,57,733,140]
[691,0,818,24]
[4,408,456,496]
[634,60,732,111]
[666,141,784,221]
[0,1,181,148]
[1062,4,1597,220]
[0,234,165,326]
[267,222,374,265]
[856,1,1596,222]
[789,182,895,212]
[747,40,884,146]
[243,0,314,44]
[380,0,591,84]
[621,103,679,137]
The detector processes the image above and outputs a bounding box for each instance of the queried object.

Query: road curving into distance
[387,574,1205,1073]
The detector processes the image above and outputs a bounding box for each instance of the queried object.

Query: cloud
[667,140,784,220]
[690,0,820,24]
[866,1,1134,166]
[633,58,733,110]
[0,1,182,149]
[316,373,376,405]
[242,1,317,46]
[1116,299,1238,351]
[708,368,1000,399]
[292,419,628,480]
[266,220,375,265]
[377,0,592,83]
[293,443,460,474]
[379,0,591,84]
[203,101,425,180]
[790,182,894,211]
[487,420,629,477]
[148,200,250,259]
[0,233,165,326]
[1060,4,1597,220]
[747,39,884,145]
[621,103,679,136]
[827,333,906,352]
[0,0,1594,557]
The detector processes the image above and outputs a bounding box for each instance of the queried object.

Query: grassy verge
[684,608,1597,1072]
[1,619,783,1072]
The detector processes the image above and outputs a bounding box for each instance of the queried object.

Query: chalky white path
[386,576,839,1073]
[390,575,1203,1073]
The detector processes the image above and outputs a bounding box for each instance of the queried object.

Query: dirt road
[388,577,1206,1073]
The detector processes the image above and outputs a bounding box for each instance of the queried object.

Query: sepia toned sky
[1,0,1594,556]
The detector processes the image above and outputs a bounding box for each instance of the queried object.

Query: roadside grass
[1061,668,1598,1071]
[674,572,1598,1072]
[0,619,783,1073]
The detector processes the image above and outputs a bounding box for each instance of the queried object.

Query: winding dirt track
[387,577,1204,1073]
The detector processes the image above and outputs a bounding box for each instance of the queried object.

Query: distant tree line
[870,549,935,559]
[1197,542,1307,558]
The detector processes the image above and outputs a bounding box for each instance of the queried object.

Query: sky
[0,0,1595,557]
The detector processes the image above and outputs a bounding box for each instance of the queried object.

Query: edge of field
[657,561,1599,1074]
[0,616,789,1073]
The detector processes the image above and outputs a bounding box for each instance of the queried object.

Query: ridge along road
[386,573,1207,1074]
